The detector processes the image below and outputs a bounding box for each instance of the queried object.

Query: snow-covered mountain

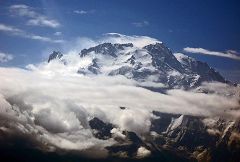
[0,35,238,162]
[48,42,226,89]
[43,40,240,162]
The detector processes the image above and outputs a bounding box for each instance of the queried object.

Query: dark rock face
[87,113,240,162]
[88,117,194,161]
[87,58,100,74]
[151,112,216,149]
[107,131,145,158]
[80,43,133,57]
[150,112,240,162]
[143,43,184,72]
[151,111,181,133]
[210,120,240,162]
[48,51,63,63]
[178,55,226,84]
[89,117,113,140]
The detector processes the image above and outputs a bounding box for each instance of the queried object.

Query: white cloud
[132,21,149,27]
[9,4,60,28]
[111,128,126,139]
[101,33,160,48]
[0,52,13,63]
[0,23,64,43]
[183,47,240,61]
[0,63,239,134]
[136,147,151,158]
[26,17,60,28]
[54,31,62,36]
[74,10,87,14]
[59,33,161,56]
[29,35,64,43]
[73,10,95,15]
[0,23,23,33]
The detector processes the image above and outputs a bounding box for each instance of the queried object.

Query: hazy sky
[0,0,240,82]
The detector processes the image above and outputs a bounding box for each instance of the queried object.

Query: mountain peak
[47,40,226,89]
[80,42,133,57]
[143,43,184,73]
[48,51,63,63]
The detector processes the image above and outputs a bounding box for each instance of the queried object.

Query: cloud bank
[0,62,239,155]
[184,47,240,61]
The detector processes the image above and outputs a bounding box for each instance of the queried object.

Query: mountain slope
[42,38,239,161]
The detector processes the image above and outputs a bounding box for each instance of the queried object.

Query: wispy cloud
[73,10,87,14]
[0,23,25,35]
[184,47,240,61]
[0,23,22,33]
[0,23,64,43]
[9,4,60,28]
[54,31,62,36]
[73,9,95,15]
[0,52,13,63]
[132,21,149,27]
[61,33,161,55]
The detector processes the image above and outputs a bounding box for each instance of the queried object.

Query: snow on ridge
[170,115,184,130]
[173,53,195,64]
[102,33,162,48]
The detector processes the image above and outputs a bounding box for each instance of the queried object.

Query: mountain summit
[48,41,226,89]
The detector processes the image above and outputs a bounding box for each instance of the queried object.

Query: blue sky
[0,0,240,82]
